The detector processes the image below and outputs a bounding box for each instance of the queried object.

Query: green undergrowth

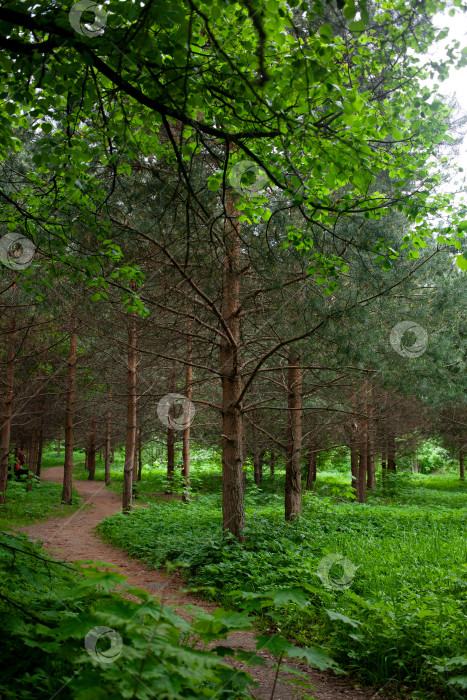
[0,530,337,699]
[98,473,467,698]
[72,448,228,499]
[0,478,81,529]
[40,449,84,469]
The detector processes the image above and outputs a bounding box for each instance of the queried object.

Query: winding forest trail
[18,467,395,700]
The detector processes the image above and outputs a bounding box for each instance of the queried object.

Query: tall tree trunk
[122,312,137,512]
[366,383,376,490]
[27,373,44,492]
[242,412,247,493]
[305,435,317,490]
[0,319,16,504]
[357,384,368,503]
[252,409,262,486]
[166,364,175,490]
[387,432,396,472]
[104,386,112,486]
[87,420,96,480]
[133,420,139,483]
[285,349,303,520]
[460,445,464,481]
[182,333,193,502]
[137,427,143,481]
[36,426,44,477]
[269,450,275,478]
[220,198,245,538]
[358,425,368,502]
[166,423,175,489]
[381,443,387,484]
[349,389,359,497]
[62,315,77,505]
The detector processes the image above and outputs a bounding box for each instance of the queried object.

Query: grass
[94,446,467,698]
[40,448,84,469]
[72,445,225,498]
[0,478,81,529]
[0,448,83,529]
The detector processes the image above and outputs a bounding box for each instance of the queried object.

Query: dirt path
[18,467,394,700]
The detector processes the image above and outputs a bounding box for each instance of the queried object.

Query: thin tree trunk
[182,333,193,502]
[305,435,317,490]
[138,427,143,481]
[62,315,77,505]
[242,412,247,493]
[366,383,376,490]
[133,420,139,483]
[460,446,464,481]
[27,374,44,492]
[36,426,44,477]
[252,409,262,486]
[122,312,137,512]
[166,424,175,489]
[87,420,96,480]
[358,425,368,502]
[285,350,303,520]
[349,390,358,498]
[357,384,368,503]
[0,319,15,504]
[104,386,112,485]
[166,364,175,491]
[381,444,387,484]
[220,197,245,538]
[270,450,275,478]
[387,432,396,472]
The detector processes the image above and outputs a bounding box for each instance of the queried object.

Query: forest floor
[18,466,401,700]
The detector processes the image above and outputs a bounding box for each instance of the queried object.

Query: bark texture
[87,420,96,481]
[0,319,15,504]
[182,333,193,501]
[104,386,112,485]
[122,312,137,512]
[62,315,77,505]
[220,198,245,538]
[285,350,303,520]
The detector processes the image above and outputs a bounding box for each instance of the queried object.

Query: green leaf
[325,609,362,628]
[285,644,341,671]
[319,24,333,41]
[343,1,357,20]
[349,20,366,32]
